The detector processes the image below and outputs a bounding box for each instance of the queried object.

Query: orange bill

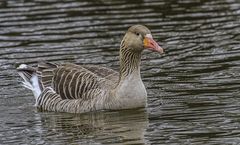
[143,35,164,54]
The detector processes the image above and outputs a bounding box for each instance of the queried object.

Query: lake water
[0,0,240,144]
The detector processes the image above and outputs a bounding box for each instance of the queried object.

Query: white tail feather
[30,75,41,99]
[18,71,42,105]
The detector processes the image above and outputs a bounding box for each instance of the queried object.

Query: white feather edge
[17,64,28,69]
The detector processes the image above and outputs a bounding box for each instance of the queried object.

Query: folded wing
[37,62,118,100]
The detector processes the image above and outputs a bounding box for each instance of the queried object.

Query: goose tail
[17,64,43,104]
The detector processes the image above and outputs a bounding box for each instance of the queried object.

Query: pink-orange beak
[143,34,164,54]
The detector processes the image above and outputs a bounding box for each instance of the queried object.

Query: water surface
[0,0,240,144]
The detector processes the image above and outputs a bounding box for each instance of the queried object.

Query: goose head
[121,25,164,54]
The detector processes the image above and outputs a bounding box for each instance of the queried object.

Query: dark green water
[0,0,240,144]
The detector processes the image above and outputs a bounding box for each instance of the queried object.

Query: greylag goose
[17,25,163,113]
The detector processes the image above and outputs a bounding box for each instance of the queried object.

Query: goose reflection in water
[32,109,149,144]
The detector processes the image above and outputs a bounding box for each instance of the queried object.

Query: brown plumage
[17,24,163,113]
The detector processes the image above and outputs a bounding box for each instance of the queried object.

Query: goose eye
[136,33,140,36]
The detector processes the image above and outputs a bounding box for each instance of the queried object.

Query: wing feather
[37,62,118,100]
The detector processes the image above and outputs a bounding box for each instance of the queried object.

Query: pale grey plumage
[17,24,163,113]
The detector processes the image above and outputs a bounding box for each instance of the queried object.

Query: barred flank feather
[36,87,104,113]
[53,66,101,99]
